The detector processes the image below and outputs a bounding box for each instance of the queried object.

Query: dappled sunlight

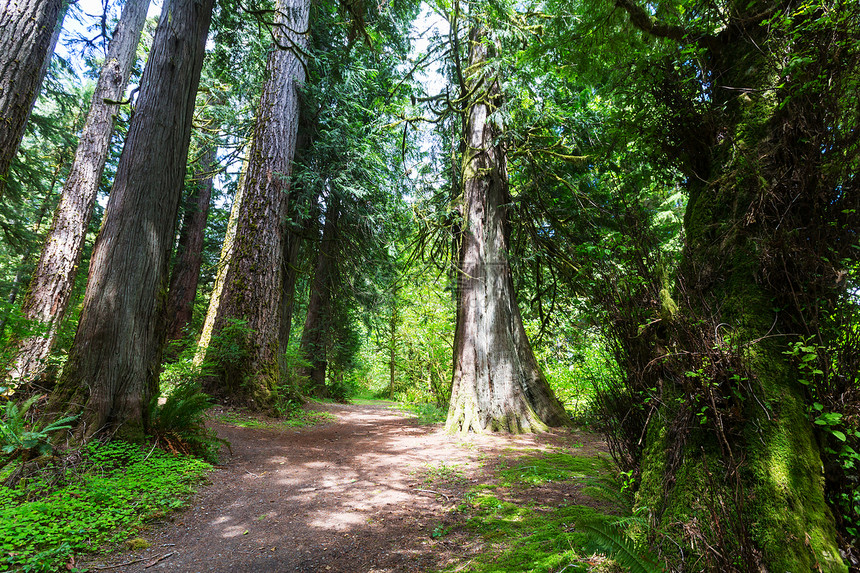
[95,402,595,572]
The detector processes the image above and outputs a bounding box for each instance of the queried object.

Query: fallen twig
[144,552,175,568]
[415,488,451,501]
[95,558,146,570]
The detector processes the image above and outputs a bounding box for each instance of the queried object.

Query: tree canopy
[0,0,859,569]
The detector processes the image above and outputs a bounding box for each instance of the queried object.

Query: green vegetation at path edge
[0,441,210,572]
[438,451,643,573]
[214,407,336,430]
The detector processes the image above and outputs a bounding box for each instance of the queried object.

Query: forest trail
[84,402,606,573]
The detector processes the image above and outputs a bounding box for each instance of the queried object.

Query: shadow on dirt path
[84,402,605,573]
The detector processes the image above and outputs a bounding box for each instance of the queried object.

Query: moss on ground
[214,407,335,430]
[439,452,632,573]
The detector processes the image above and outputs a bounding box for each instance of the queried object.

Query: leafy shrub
[205,318,253,392]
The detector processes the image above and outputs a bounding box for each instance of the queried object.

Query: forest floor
[81,401,615,573]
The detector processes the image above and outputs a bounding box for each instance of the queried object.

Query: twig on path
[244,469,260,478]
[94,558,146,570]
[144,552,175,568]
[415,488,451,501]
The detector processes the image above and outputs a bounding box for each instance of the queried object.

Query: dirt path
[85,402,604,573]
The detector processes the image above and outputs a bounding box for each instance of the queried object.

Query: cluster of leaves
[0,440,210,572]
[0,396,77,471]
[147,381,228,464]
[785,334,860,548]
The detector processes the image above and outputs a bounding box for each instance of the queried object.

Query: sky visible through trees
[0,0,859,571]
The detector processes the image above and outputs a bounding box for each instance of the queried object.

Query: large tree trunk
[48,0,214,440]
[9,0,149,384]
[0,0,67,195]
[445,26,570,434]
[278,126,315,367]
[298,196,340,397]
[164,144,216,343]
[614,0,850,569]
[196,0,310,407]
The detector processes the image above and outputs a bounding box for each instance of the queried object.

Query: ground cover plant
[0,441,210,572]
[213,406,336,430]
[433,449,654,573]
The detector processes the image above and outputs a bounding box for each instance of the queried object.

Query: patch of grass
[401,402,448,425]
[440,451,637,573]
[449,491,613,573]
[214,408,336,430]
[498,453,608,487]
[422,461,468,486]
[0,440,210,572]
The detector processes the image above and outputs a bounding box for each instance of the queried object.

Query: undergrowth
[439,451,656,573]
[0,440,210,572]
[214,408,336,430]
[402,402,448,425]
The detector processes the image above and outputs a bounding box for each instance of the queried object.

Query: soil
[83,401,608,573]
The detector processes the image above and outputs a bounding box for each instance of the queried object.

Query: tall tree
[196,0,310,405]
[48,0,215,439]
[602,0,859,568]
[298,194,339,396]
[0,0,67,195]
[9,0,150,385]
[445,23,570,434]
[164,133,218,344]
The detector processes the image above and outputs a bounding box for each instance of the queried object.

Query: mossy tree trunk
[196,0,310,407]
[47,0,214,440]
[10,0,149,384]
[616,0,853,569]
[445,25,570,435]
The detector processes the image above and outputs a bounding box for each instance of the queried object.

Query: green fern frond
[148,383,229,462]
[580,520,662,573]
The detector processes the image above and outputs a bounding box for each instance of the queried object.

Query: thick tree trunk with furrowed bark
[0,0,67,195]
[197,0,310,407]
[9,0,149,385]
[47,0,214,439]
[445,25,571,435]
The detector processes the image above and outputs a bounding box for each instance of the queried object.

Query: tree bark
[614,1,849,569]
[298,196,340,397]
[445,25,571,434]
[0,0,67,195]
[388,284,398,400]
[164,145,216,343]
[48,0,214,439]
[278,125,315,370]
[9,0,149,384]
[196,0,310,406]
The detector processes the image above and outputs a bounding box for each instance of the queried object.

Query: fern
[581,519,663,573]
[148,383,229,462]
[1,396,78,461]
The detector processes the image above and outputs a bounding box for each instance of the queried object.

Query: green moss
[445,491,609,573]
[498,453,607,487]
[633,340,847,572]
[124,537,151,550]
